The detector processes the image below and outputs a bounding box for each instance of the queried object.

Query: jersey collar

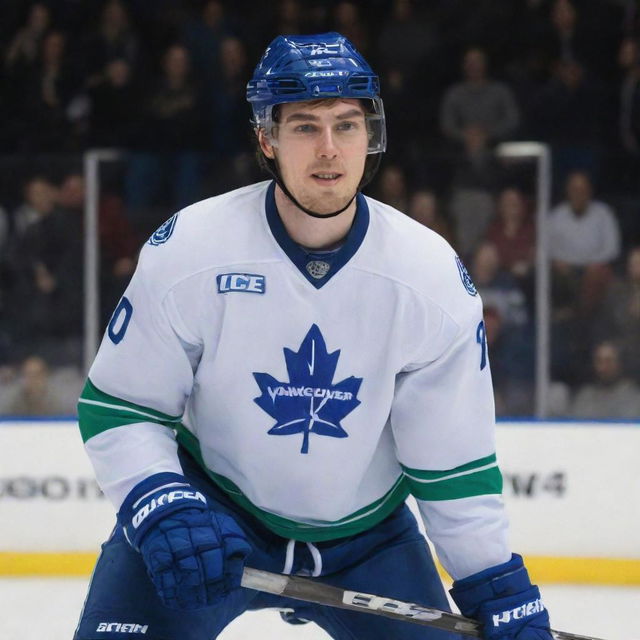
[265,180,369,289]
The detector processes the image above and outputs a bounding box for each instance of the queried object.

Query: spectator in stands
[57,172,84,212]
[377,65,416,155]
[21,30,80,151]
[439,47,520,147]
[145,43,205,152]
[97,189,139,326]
[0,355,67,416]
[3,2,51,76]
[48,170,138,328]
[11,176,58,238]
[448,124,500,257]
[471,242,529,330]
[407,189,454,246]
[610,36,640,234]
[182,0,233,92]
[83,0,140,88]
[41,171,84,329]
[618,36,640,156]
[530,59,602,186]
[211,36,251,156]
[548,170,621,384]
[486,187,536,281]
[548,0,582,65]
[7,173,83,363]
[545,0,622,83]
[125,43,206,235]
[375,164,408,212]
[483,305,535,417]
[596,246,640,382]
[377,0,436,75]
[571,341,640,419]
[273,0,304,36]
[332,2,369,55]
[3,177,57,359]
[375,0,438,152]
[549,170,620,313]
[88,57,142,147]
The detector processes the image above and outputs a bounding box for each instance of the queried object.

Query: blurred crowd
[0,0,639,418]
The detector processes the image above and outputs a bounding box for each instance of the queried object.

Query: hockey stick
[240,567,607,640]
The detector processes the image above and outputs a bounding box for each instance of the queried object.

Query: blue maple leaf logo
[253,325,362,454]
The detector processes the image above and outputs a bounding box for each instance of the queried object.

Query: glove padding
[118,472,252,610]
[450,554,552,640]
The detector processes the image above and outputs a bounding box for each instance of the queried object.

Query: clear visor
[257,97,386,154]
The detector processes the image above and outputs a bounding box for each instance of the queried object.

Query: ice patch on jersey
[253,325,362,454]
[217,273,266,293]
[455,255,477,296]
[148,213,178,246]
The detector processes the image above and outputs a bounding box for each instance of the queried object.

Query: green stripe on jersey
[175,424,411,542]
[77,379,182,442]
[402,453,502,500]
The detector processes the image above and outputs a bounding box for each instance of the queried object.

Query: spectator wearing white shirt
[549,170,620,314]
[549,171,620,265]
[548,170,621,385]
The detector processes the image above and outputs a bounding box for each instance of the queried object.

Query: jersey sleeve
[78,241,202,509]
[391,301,511,580]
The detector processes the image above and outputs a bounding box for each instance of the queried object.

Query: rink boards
[0,419,638,584]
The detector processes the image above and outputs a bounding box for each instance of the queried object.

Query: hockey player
[74,33,553,640]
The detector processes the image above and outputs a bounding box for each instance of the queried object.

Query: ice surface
[0,578,637,640]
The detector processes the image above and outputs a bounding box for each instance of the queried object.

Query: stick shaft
[241,566,479,635]
[240,567,607,640]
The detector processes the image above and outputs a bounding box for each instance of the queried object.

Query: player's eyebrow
[284,112,321,123]
[284,108,365,123]
[335,108,366,120]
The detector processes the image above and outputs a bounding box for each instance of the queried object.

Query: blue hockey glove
[118,472,252,610]
[450,554,552,640]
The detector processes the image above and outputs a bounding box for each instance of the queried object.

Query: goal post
[83,149,122,374]
[495,142,552,418]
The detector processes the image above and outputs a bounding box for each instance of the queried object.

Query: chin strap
[276,178,356,219]
[262,152,381,219]
[267,157,356,218]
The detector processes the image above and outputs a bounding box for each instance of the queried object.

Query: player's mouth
[311,172,343,186]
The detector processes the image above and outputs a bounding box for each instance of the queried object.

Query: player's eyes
[294,124,317,133]
[337,121,360,131]
[291,121,362,134]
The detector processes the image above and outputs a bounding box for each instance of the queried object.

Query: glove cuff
[450,554,533,618]
[476,585,547,638]
[118,472,208,550]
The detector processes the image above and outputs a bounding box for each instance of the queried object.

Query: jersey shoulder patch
[148,212,179,246]
[455,255,477,296]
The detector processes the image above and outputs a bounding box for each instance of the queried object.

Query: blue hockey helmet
[247,32,386,154]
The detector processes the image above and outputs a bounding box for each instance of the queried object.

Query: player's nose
[316,127,338,159]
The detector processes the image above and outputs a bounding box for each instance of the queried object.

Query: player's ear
[258,129,276,160]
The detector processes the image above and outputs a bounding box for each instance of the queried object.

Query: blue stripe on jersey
[264,180,370,288]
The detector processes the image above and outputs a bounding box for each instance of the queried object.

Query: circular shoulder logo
[455,255,477,296]
[148,213,179,246]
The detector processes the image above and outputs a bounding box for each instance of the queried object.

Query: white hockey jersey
[79,180,510,579]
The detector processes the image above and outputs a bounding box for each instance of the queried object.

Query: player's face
[262,99,369,215]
